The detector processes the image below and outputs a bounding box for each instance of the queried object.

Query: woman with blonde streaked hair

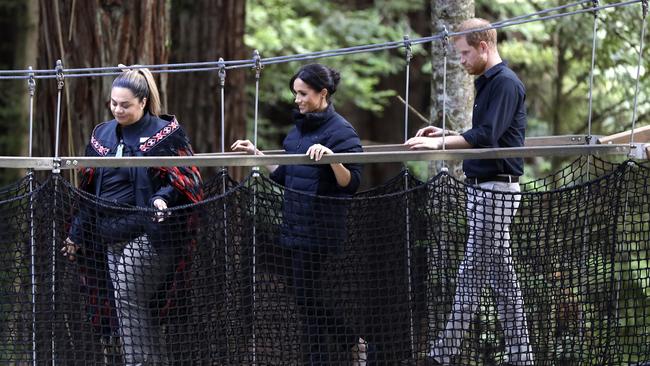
[62,65,203,365]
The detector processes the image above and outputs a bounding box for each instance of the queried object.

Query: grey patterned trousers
[108,235,174,366]
[431,181,534,365]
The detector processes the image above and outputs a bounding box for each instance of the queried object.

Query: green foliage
[245,0,426,147]
[480,0,649,137]
[474,0,650,181]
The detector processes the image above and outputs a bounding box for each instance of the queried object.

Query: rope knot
[217,57,226,85]
[28,66,35,96]
[252,50,263,79]
[441,25,450,57]
[55,60,64,90]
[403,35,413,62]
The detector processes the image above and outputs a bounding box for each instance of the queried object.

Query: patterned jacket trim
[139,118,180,152]
[90,129,110,156]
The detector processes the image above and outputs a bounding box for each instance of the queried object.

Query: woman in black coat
[232,63,368,365]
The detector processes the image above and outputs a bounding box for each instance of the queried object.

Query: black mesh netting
[1,157,649,365]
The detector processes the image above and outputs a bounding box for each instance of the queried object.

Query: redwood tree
[35,0,170,160]
[168,0,248,180]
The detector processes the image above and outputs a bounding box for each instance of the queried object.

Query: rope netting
[0,157,649,365]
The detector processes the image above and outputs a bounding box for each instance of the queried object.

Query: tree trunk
[427,0,474,360]
[430,0,474,178]
[165,2,248,362]
[35,0,170,161]
[0,0,38,184]
[168,0,248,181]
[0,2,39,363]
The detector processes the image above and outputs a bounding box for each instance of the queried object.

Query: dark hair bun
[327,67,340,95]
[289,63,341,100]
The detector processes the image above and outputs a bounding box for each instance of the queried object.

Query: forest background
[0,0,648,187]
[0,1,649,363]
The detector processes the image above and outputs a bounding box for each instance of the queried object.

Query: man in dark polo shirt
[405,18,534,366]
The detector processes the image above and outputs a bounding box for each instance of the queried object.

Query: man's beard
[466,58,487,75]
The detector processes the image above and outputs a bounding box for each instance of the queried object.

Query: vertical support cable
[628,0,647,153]
[27,67,37,366]
[616,1,648,359]
[402,35,416,359]
[582,0,599,184]
[252,50,263,163]
[611,162,633,361]
[440,27,450,177]
[217,59,228,245]
[436,27,454,359]
[251,50,263,365]
[585,0,599,144]
[403,35,412,146]
[54,60,64,164]
[28,68,35,160]
[219,58,227,158]
[578,2,600,349]
[217,58,234,358]
[440,27,449,154]
[51,59,64,365]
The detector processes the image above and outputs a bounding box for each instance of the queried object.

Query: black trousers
[291,247,356,365]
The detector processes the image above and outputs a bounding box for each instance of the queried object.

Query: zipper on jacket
[115,139,124,157]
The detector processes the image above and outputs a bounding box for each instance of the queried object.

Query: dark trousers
[291,248,355,365]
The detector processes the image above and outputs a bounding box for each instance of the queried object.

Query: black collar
[292,103,335,132]
[482,61,508,79]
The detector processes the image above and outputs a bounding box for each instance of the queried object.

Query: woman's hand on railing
[231,139,261,155]
[61,237,79,262]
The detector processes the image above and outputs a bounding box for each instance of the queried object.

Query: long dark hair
[289,63,341,101]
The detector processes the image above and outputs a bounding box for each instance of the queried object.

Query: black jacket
[270,104,363,249]
[69,113,203,246]
[461,62,526,178]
